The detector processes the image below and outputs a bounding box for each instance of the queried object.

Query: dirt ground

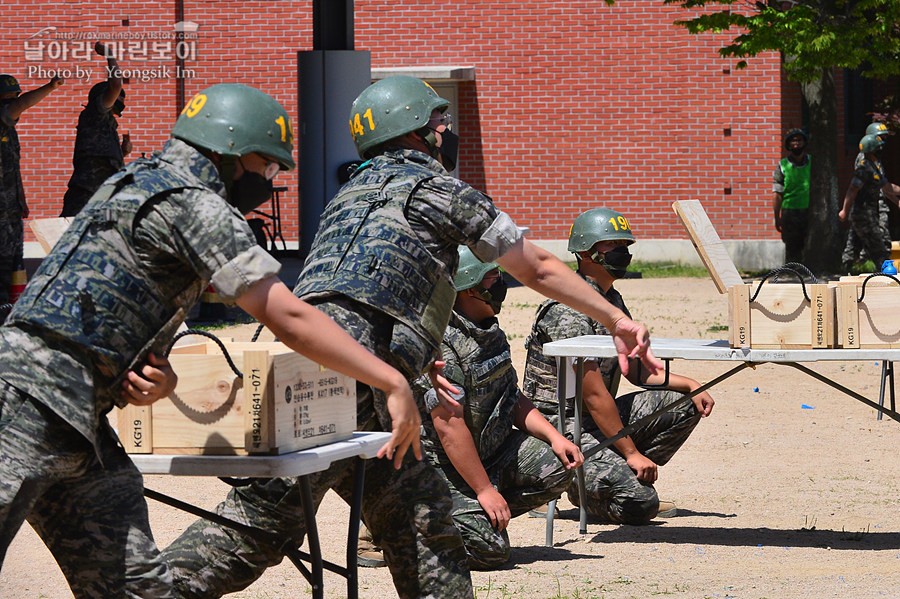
[4,277,900,599]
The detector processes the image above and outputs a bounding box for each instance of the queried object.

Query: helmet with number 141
[349,75,450,159]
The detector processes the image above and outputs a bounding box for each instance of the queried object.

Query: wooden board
[28,217,73,254]
[836,283,900,348]
[728,283,836,349]
[672,200,743,294]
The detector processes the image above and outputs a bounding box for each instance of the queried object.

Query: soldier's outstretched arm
[495,238,661,375]
[236,275,421,468]
[5,77,64,120]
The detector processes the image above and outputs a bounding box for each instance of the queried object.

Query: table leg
[545,358,568,546]
[574,358,587,535]
[345,458,365,599]
[298,476,324,599]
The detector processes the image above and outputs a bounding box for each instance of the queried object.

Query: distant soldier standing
[0,73,64,304]
[772,128,810,265]
[839,133,900,269]
[842,123,895,272]
[60,42,132,217]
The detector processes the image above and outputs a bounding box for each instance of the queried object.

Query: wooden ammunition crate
[117,341,356,455]
[728,283,836,349]
[835,275,900,348]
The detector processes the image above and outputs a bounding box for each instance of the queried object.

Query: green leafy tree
[660,0,900,274]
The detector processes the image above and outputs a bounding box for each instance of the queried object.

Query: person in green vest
[772,128,810,265]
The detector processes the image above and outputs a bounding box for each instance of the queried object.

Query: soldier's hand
[377,383,422,469]
[95,41,109,57]
[428,360,462,417]
[121,352,177,406]
[551,436,584,470]
[121,134,133,155]
[610,316,662,376]
[48,76,64,89]
[626,452,658,484]
[477,488,511,531]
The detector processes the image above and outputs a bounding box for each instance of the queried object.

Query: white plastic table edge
[542,336,900,362]
[130,431,391,477]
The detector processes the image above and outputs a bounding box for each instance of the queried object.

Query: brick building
[3,1,895,270]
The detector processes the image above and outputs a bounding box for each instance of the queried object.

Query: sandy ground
[4,277,900,599]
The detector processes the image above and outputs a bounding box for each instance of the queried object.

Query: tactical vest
[295,159,456,351]
[7,158,203,404]
[522,300,621,415]
[780,156,810,210]
[441,315,518,462]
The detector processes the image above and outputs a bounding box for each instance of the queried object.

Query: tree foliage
[662,0,900,82]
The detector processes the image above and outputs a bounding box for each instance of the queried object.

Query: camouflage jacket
[522,272,630,419]
[416,310,519,469]
[296,148,521,364]
[0,138,280,451]
[851,154,889,208]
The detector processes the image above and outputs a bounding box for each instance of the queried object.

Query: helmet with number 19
[171,83,295,171]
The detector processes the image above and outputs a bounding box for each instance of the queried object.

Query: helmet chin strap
[219,155,237,199]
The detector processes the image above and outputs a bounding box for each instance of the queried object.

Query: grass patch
[629,261,711,278]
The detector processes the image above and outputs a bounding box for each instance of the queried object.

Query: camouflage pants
[0,381,173,598]
[780,208,808,265]
[163,297,473,599]
[547,389,701,525]
[433,429,574,570]
[842,199,891,268]
[0,216,24,305]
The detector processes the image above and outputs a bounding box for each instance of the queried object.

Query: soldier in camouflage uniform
[163,76,660,599]
[61,43,133,217]
[839,134,900,270]
[522,208,714,525]
[0,74,64,305]
[413,246,583,570]
[0,83,419,598]
[842,125,897,271]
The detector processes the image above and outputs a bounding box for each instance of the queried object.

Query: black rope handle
[749,266,813,303]
[857,272,900,303]
[774,262,817,284]
[164,329,243,378]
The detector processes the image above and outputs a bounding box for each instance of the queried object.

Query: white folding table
[131,430,391,599]
[539,336,900,544]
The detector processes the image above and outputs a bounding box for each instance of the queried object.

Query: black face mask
[590,245,632,279]
[475,275,508,314]
[789,145,805,157]
[230,171,273,215]
[112,98,125,116]
[439,129,459,171]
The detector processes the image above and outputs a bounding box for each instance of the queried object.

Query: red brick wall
[6,1,791,247]
[358,0,784,242]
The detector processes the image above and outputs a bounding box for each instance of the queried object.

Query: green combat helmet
[568,207,636,253]
[866,122,890,138]
[455,245,499,291]
[860,134,885,154]
[0,74,21,95]
[349,75,449,159]
[171,83,295,171]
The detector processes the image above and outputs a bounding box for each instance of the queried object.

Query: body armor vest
[7,159,204,404]
[295,159,456,350]
[442,314,518,462]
